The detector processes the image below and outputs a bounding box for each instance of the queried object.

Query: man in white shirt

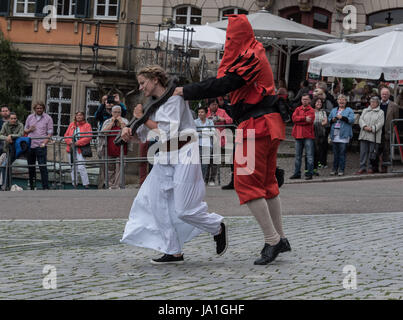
[194,105,215,183]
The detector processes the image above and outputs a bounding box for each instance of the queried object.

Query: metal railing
[390,119,403,173]
[0,124,238,190]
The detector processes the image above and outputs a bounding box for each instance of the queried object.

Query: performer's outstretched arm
[182,72,246,101]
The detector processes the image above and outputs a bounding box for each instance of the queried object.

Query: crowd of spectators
[1,77,402,191]
[280,78,403,180]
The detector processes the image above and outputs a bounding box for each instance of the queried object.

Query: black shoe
[280,238,291,253]
[276,167,285,188]
[289,174,301,179]
[254,241,282,265]
[214,222,228,256]
[151,254,184,264]
[305,175,313,180]
[221,181,234,190]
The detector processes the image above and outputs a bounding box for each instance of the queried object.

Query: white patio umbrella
[308,28,403,97]
[209,10,336,83]
[345,23,403,42]
[154,24,226,50]
[209,10,336,41]
[298,39,355,61]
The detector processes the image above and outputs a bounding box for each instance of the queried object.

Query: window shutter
[35,0,49,17]
[75,0,90,18]
[0,0,10,16]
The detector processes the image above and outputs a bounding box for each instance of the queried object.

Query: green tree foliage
[0,34,29,121]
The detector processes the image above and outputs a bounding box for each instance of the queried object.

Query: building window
[313,12,329,31]
[46,85,72,137]
[86,88,100,131]
[220,7,248,20]
[174,6,202,25]
[54,0,76,17]
[368,9,403,29]
[94,0,119,20]
[14,0,35,16]
[20,84,33,115]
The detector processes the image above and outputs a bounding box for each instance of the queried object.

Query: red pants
[234,135,280,205]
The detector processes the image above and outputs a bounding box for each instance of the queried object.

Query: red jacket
[64,121,93,154]
[292,105,315,139]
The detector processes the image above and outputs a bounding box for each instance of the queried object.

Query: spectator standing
[101,105,129,189]
[95,94,128,189]
[0,105,10,129]
[292,80,310,110]
[194,105,215,183]
[378,88,400,173]
[24,102,53,190]
[396,89,403,106]
[216,95,235,190]
[312,97,328,173]
[316,81,336,113]
[94,94,127,130]
[277,79,288,100]
[328,95,355,176]
[356,96,384,174]
[0,112,24,189]
[206,98,232,186]
[290,94,315,180]
[0,105,11,182]
[64,112,92,188]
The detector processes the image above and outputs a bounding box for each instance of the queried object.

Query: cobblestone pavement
[1,213,402,300]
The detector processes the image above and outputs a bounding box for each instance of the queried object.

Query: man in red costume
[174,14,291,265]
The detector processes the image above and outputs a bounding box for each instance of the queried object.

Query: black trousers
[27,147,49,189]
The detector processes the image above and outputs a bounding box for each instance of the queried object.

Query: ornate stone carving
[255,0,274,10]
[297,0,313,12]
[335,0,354,13]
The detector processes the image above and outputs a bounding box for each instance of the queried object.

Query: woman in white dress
[120,65,227,264]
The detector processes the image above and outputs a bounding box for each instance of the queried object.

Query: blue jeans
[294,138,314,177]
[332,142,348,173]
[27,147,49,189]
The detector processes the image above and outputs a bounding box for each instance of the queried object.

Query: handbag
[369,125,378,165]
[80,144,93,158]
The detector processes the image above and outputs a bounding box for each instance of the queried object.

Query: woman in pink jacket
[64,112,92,188]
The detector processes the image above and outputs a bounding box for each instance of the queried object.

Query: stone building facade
[140,0,403,91]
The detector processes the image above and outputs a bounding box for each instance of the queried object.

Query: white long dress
[120,96,223,255]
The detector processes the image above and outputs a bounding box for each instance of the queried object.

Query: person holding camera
[101,105,128,189]
[94,94,128,131]
[94,94,127,189]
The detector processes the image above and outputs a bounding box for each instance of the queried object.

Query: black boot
[254,241,282,265]
[221,173,234,190]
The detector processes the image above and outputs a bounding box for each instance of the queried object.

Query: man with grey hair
[378,87,400,173]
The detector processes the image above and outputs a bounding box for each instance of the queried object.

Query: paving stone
[0,213,402,299]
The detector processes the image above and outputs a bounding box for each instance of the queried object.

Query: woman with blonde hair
[120,65,227,264]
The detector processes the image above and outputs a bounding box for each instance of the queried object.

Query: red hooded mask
[217,14,275,105]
